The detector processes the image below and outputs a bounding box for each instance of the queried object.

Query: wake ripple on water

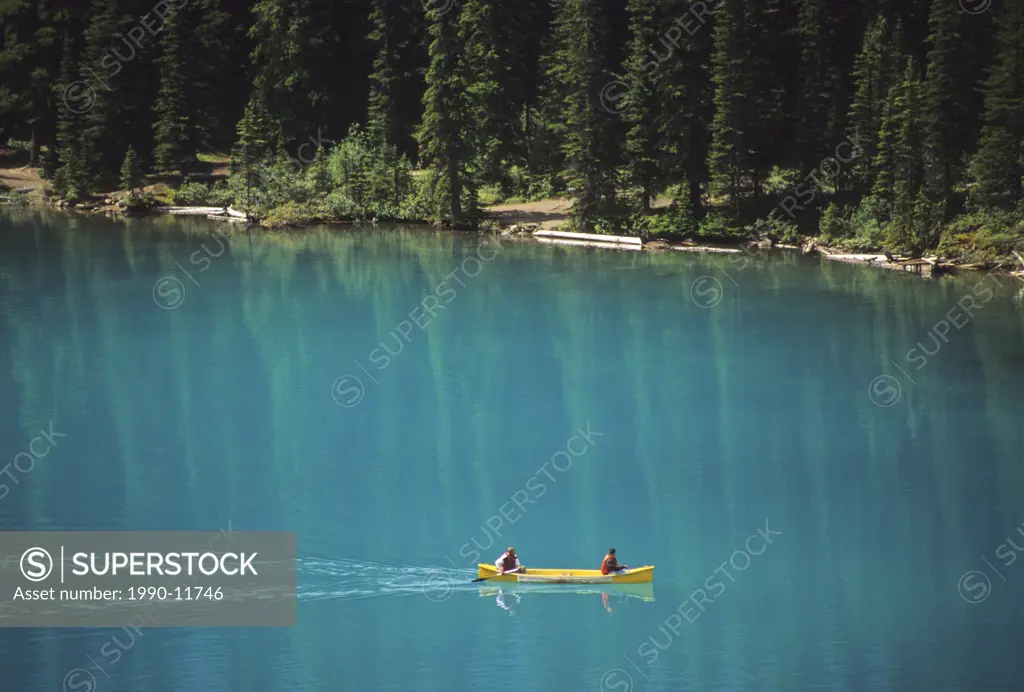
[298,558,476,602]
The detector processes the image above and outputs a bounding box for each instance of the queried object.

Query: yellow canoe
[476,564,654,584]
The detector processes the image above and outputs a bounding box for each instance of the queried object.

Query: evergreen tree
[922,0,965,212]
[848,17,904,194]
[367,0,401,148]
[544,0,617,226]
[366,0,424,160]
[496,0,550,185]
[78,0,124,182]
[530,9,572,190]
[622,0,663,212]
[0,4,38,140]
[119,145,143,194]
[152,4,194,173]
[709,0,785,203]
[871,84,900,222]
[873,60,927,250]
[189,0,242,152]
[743,0,784,194]
[659,0,713,217]
[795,0,835,168]
[459,0,505,188]
[248,0,367,149]
[709,0,747,208]
[968,0,1024,211]
[52,31,90,200]
[0,0,1016,256]
[231,97,272,215]
[0,0,72,166]
[417,0,474,224]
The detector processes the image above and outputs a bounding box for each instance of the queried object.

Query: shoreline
[497,222,1024,281]
[4,197,1023,283]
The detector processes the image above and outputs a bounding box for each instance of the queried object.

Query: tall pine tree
[119,144,143,194]
[78,0,124,182]
[709,0,747,208]
[873,59,928,250]
[418,0,475,224]
[659,0,713,217]
[231,97,272,215]
[743,0,784,194]
[922,0,965,213]
[459,0,506,189]
[543,0,618,226]
[52,30,90,200]
[795,0,835,168]
[848,17,904,195]
[968,0,1024,211]
[366,0,424,160]
[622,0,663,212]
[248,0,368,150]
[152,4,194,174]
[0,0,76,166]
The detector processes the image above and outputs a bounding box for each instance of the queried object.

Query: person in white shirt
[495,546,523,574]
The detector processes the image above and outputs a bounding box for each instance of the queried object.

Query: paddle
[472,567,522,583]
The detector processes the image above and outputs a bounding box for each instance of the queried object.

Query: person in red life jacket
[496,546,524,575]
[601,548,628,575]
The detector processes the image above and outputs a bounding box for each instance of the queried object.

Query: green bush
[324,125,414,219]
[937,209,1024,263]
[262,201,324,228]
[844,196,887,250]
[591,213,627,235]
[221,124,454,224]
[173,181,233,207]
[322,190,363,220]
[743,213,800,245]
[397,174,437,221]
[695,210,745,240]
[818,202,852,244]
[227,147,329,218]
[123,191,158,211]
[650,201,698,238]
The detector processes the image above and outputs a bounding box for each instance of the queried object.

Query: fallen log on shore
[156,206,228,216]
[534,236,642,251]
[533,229,643,246]
[668,245,743,254]
[157,205,253,223]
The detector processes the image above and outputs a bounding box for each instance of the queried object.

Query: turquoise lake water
[1,210,1024,691]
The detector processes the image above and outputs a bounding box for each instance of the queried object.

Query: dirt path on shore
[0,166,46,190]
[483,198,572,227]
[0,166,48,204]
[483,195,675,228]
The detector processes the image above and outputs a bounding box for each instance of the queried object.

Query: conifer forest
[1,0,1023,260]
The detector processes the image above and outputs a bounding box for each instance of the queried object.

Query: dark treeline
[0,0,1022,257]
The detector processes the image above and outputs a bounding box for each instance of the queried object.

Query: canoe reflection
[479,583,655,613]
[495,588,520,616]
